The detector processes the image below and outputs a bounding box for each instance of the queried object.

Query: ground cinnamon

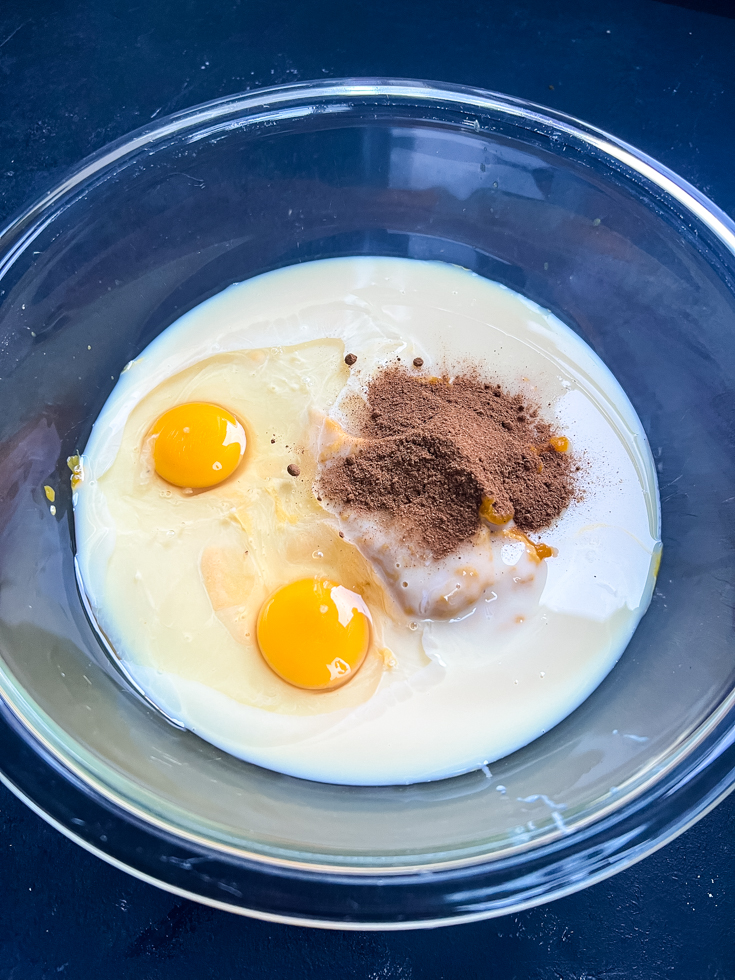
[318,367,574,559]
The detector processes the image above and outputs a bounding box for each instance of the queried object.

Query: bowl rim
[2,707,734,928]
[3,77,735,258]
[1,76,734,926]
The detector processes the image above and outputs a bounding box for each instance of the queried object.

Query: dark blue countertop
[1,1,734,977]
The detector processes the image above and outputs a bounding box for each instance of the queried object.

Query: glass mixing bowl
[0,79,733,928]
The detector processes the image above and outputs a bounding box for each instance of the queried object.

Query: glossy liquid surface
[74,257,660,784]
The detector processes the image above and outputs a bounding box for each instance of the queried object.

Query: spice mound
[318,368,574,559]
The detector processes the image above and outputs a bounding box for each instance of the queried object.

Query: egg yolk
[257,578,371,690]
[150,402,246,488]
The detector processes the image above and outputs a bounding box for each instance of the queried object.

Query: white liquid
[74,257,660,785]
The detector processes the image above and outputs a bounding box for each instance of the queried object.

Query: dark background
[1,0,734,977]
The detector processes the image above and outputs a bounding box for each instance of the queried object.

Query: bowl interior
[0,85,733,870]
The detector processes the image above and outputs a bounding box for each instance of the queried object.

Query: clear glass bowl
[0,79,733,928]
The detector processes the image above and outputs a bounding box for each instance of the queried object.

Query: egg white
[74,256,660,785]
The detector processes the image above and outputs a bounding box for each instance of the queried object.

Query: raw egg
[257,578,371,690]
[150,401,246,488]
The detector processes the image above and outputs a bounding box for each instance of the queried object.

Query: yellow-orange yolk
[150,402,246,489]
[257,578,371,690]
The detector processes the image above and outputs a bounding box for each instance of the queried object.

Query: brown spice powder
[319,367,574,559]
